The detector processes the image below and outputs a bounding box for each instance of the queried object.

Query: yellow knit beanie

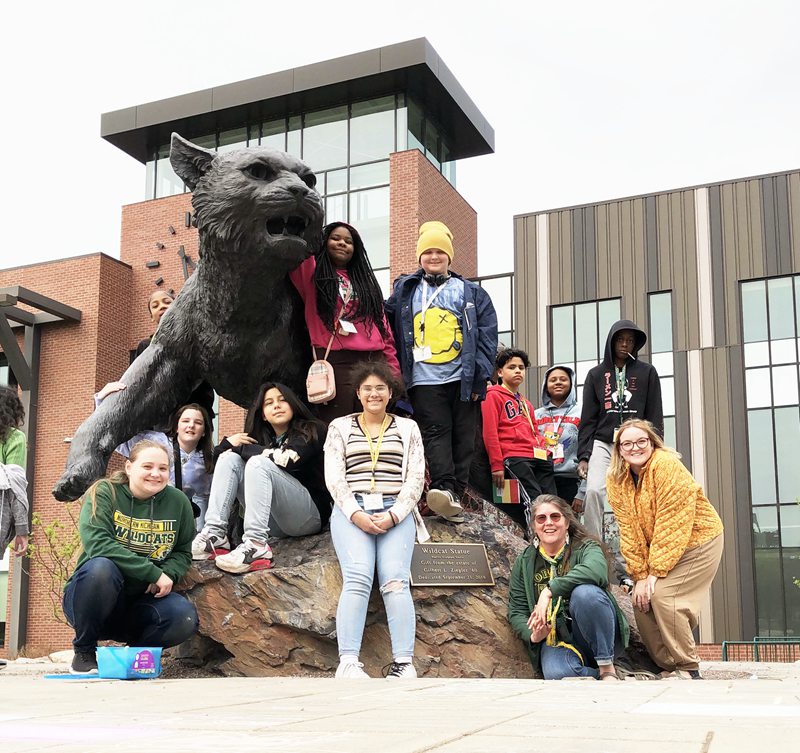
[416,221,454,262]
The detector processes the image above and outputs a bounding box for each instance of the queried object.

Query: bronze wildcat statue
[53,134,323,501]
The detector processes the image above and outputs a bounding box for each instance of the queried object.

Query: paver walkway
[2,661,799,752]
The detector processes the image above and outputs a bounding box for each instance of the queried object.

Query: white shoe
[426,489,465,522]
[384,661,417,679]
[214,539,273,574]
[335,660,369,679]
[191,529,230,560]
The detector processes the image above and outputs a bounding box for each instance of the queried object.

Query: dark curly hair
[350,361,402,397]
[0,386,25,443]
[314,222,389,340]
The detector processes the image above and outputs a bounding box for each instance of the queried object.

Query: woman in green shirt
[507,494,629,680]
[63,440,198,674]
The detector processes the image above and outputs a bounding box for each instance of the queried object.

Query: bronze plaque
[410,542,495,587]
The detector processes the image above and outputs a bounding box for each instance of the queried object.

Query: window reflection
[350,187,389,269]
[747,409,776,505]
[742,280,768,343]
[768,277,796,341]
[774,407,800,502]
[746,368,772,409]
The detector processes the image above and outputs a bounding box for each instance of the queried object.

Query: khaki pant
[635,533,724,672]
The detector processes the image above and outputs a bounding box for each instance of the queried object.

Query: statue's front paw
[53,459,106,501]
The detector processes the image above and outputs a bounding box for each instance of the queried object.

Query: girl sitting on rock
[192,382,331,573]
[325,361,427,679]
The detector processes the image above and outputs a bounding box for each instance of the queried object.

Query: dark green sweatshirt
[507,539,630,673]
[68,481,195,596]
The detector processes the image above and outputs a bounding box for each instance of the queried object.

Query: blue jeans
[330,497,417,659]
[540,584,622,680]
[205,452,321,541]
[63,557,198,653]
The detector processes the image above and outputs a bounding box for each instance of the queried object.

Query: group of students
[49,217,723,683]
[62,219,498,677]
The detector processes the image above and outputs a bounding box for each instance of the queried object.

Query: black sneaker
[687,669,704,680]
[70,650,98,674]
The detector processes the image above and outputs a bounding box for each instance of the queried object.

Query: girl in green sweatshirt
[63,440,198,674]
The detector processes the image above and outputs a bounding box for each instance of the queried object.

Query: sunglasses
[534,512,563,524]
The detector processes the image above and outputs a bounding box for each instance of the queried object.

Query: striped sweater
[606,449,723,580]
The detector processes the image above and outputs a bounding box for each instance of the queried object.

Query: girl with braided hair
[291,222,401,423]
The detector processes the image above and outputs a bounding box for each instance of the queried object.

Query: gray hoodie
[534,365,582,478]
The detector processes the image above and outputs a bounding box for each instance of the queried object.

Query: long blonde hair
[608,419,680,484]
[82,440,171,517]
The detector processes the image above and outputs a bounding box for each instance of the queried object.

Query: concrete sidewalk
[2,661,799,752]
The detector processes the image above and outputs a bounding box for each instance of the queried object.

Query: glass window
[747,409,776,505]
[478,277,513,333]
[779,504,800,548]
[663,416,676,451]
[574,303,598,362]
[660,377,675,416]
[772,338,797,363]
[746,368,772,409]
[782,548,800,634]
[302,106,347,172]
[407,98,425,153]
[261,119,286,150]
[551,306,574,366]
[650,352,674,377]
[753,506,779,547]
[745,341,770,367]
[396,107,408,151]
[327,169,347,195]
[742,280,768,343]
[648,292,673,353]
[217,128,247,154]
[350,97,395,165]
[350,161,390,191]
[374,268,391,298]
[550,298,621,390]
[768,277,795,341]
[754,547,784,635]
[287,115,301,159]
[145,159,156,200]
[326,194,348,223]
[774,407,800,503]
[772,365,799,406]
[155,144,184,198]
[349,187,389,268]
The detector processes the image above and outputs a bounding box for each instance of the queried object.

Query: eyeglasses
[619,437,651,451]
[534,512,563,524]
[360,385,389,394]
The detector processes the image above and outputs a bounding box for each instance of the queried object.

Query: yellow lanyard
[358,414,390,491]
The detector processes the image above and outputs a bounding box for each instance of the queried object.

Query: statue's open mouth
[266,215,310,238]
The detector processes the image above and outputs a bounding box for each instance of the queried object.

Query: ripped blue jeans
[330,496,416,659]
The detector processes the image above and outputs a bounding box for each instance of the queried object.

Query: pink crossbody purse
[306,333,336,404]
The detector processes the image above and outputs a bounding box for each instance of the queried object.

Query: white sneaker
[384,661,417,679]
[191,529,230,560]
[335,660,369,679]
[214,539,273,574]
[426,489,465,522]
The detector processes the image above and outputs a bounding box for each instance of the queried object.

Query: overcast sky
[1,1,797,275]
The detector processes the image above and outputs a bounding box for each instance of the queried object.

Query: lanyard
[615,366,626,418]
[418,281,447,344]
[358,414,390,491]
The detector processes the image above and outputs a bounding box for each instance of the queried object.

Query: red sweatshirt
[481,384,547,472]
[289,257,400,375]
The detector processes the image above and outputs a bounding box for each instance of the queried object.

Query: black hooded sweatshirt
[576,319,663,460]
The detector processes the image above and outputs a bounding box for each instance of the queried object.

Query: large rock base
[180,512,533,678]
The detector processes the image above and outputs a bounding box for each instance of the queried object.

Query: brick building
[0,38,495,657]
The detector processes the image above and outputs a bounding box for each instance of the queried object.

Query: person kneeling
[193,382,331,573]
[507,495,629,680]
[63,440,199,675]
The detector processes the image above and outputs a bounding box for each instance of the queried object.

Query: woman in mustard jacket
[606,419,723,679]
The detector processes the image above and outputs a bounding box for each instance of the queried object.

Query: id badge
[338,319,357,335]
[362,492,384,511]
[413,345,432,362]
[553,444,565,462]
[533,447,548,461]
